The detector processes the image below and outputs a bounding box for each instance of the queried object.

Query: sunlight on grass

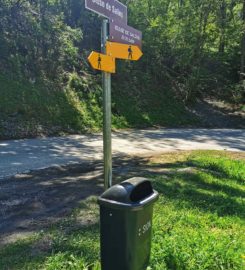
[150,151,245,270]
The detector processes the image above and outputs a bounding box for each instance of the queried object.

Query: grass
[149,151,245,270]
[0,74,106,138]
[0,72,198,139]
[112,70,198,128]
[0,151,244,269]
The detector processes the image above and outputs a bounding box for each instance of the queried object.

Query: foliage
[0,0,244,136]
[0,0,83,81]
[1,0,244,90]
[127,0,244,103]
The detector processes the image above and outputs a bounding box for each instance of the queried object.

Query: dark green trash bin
[98,177,159,270]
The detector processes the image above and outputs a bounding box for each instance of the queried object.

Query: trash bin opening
[130,181,153,202]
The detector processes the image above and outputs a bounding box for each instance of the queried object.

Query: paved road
[0,129,244,179]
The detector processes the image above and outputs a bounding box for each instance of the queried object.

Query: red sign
[85,0,127,24]
[109,19,142,48]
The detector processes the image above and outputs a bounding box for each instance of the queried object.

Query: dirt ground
[191,99,245,128]
[0,155,151,246]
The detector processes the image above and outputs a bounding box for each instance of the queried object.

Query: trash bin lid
[98,177,159,210]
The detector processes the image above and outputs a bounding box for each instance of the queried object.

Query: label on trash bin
[138,221,151,237]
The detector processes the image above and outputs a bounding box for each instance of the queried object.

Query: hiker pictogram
[88,51,115,73]
[98,54,102,69]
[128,46,133,59]
[105,42,142,61]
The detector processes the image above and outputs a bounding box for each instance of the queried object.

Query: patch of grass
[150,151,245,270]
[0,151,244,269]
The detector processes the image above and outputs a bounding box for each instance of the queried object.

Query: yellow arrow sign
[88,51,115,73]
[106,42,143,61]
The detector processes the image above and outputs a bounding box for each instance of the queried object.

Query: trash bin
[98,177,159,270]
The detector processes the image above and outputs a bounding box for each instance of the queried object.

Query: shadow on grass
[114,155,245,219]
[114,154,245,219]
[180,171,245,198]
[50,223,100,262]
[189,160,245,183]
[153,176,244,219]
[0,242,43,269]
[0,223,100,270]
[150,155,245,218]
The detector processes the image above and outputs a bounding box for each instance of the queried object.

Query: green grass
[0,72,198,139]
[112,71,198,128]
[150,151,245,270]
[0,73,110,139]
[0,151,244,269]
[0,74,90,138]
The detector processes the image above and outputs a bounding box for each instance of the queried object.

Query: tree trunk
[219,0,226,53]
[240,0,245,80]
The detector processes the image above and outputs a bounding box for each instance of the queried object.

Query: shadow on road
[114,129,245,151]
[1,129,244,180]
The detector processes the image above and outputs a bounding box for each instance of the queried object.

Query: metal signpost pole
[102,19,112,190]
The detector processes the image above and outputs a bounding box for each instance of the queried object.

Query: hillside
[0,73,198,139]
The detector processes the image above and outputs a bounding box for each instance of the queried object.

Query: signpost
[106,41,143,60]
[101,19,112,190]
[88,51,116,73]
[85,0,127,23]
[109,19,142,48]
[85,0,142,190]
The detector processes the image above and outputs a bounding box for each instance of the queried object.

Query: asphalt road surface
[0,128,244,179]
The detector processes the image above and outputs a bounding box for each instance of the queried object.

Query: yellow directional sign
[106,41,143,61]
[88,51,115,73]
